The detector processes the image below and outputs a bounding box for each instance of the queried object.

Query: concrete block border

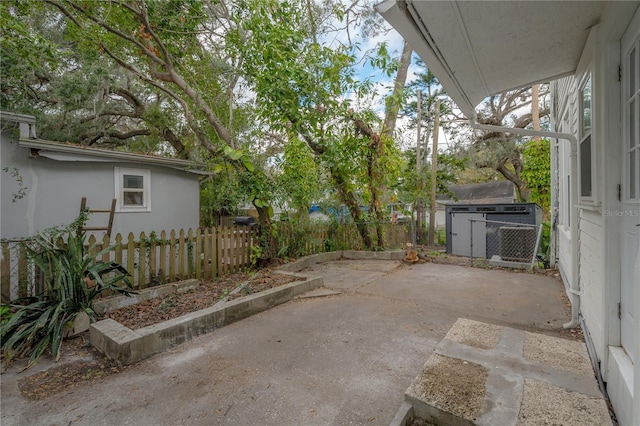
[91,249,403,365]
[91,273,322,365]
[391,318,610,426]
[389,401,414,426]
[277,249,404,272]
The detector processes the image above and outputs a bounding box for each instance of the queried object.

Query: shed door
[451,213,486,258]
[621,9,640,360]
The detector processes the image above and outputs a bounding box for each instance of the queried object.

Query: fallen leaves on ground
[102,270,302,330]
[17,336,123,401]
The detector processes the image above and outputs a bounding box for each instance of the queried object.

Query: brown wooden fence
[274,221,409,257]
[1,226,257,301]
[1,222,409,301]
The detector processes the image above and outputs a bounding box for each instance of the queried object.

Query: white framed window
[559,113,571,228]
[624,37,640,201]
[114,167,151,212]
[579,73,594,199]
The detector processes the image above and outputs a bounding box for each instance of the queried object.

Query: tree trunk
[292,117,376,250]
[327,166,373,250]
[354,118,387,250]
[428,100,440,246]
[496,160,531,202]
[531,84,540,142]
[382,40,413,138]
[370,159,385,250]
[253,203,275,265]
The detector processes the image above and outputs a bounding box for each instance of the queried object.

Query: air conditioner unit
[499,227,537,262]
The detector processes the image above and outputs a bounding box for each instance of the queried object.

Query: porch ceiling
[377,0,608,118]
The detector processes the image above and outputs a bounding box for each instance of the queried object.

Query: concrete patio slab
[359,263,570,331]
[294,288,342,299]
[1,259,598,426]
[299,259,403,291]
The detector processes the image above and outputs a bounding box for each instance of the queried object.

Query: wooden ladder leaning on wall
[79,197,117,238]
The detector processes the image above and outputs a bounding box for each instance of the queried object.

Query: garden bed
[10,252,398,399]
[100,270,302,330]
[90,269,322,366]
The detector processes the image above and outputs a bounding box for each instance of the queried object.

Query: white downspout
[470,120,581,329]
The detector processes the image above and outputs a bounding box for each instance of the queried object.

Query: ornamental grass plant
[1,211,133,368]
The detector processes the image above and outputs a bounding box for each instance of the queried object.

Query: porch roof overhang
[376,0,608,119]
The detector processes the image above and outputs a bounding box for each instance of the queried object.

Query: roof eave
[376,1,623,120]
[376,0,477,119]
[18,139,208,173]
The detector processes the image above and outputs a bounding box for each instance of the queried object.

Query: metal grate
[498,227,537,262]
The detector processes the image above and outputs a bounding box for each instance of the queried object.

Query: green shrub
[1,212,133,367]
[0,305,11,325]
[536,221,552,268]
[539,221,551,255]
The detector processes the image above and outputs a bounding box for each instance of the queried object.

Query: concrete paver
[404,318,609,426]
[1,261,584,425]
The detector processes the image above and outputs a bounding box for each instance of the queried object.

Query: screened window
[579,74,593,198]
[626,44,640,200]
[559,115,571,228]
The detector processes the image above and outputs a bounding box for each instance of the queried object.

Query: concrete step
[395,318,610,426]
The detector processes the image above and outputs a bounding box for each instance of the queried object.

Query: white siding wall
[578,210,605,357]
[553,5,640,424]
[554,77,577,292]
[554,45,609,364]
[555,75,574,104]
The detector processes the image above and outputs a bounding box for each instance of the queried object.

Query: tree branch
[59,0,166,66]
[382,40,412,138]
[99,42,218,154]
[135,1,175,70]
[104,128,151,139]
[496,158,530,201]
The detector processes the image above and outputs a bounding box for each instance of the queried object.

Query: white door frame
[619,9,640,425]
[620,6,640,361]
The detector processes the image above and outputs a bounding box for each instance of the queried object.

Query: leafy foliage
[5,0,423,253]
[1,212,133,367]
[232,0,407,249]
[0,305,12,325]
[521,139,551,214]
[274,137,325,215]
[538,221,552,264]
[0,1,59,112]
[392,150,465,207]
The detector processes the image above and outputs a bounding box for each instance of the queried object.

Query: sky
[320,12,452,153]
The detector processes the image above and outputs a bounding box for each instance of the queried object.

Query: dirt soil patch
[101,269,302,330]
[17,334,124,401]
[420,247,558,275]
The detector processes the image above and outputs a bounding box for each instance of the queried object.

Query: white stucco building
[1,111,206,240]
